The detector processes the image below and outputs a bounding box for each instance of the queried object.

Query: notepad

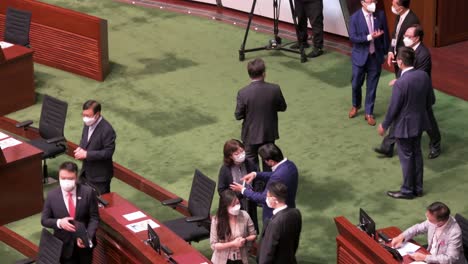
[0,41,14,49]
[0,132,8,140]
[0,137,22,150]
[396,242,421,256]
[123,211,146,221]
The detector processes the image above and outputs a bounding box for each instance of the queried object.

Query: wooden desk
[334,216,429,264]
[0,44,35,116]
[95,192,211,264]
[0,132,43,226]
[0,0,109,81]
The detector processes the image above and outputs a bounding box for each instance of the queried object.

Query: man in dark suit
[378,47,433,199]
[291,0,324,58]
[230,143,298,221]
[259,182,301,264]
[375,24,442,159]
[41,162,99,264]
[235,58,287,170]
[348,0,389,126]
[387,0,419,75]
[74,100,116,194]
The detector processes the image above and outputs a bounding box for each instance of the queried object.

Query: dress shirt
[400,66,414,77]
[271,158,288,172]
[273,205,288,215]
[429,220,449,255]
[362,9,375,42]
[412,41,421,51]
[87,116,103,141]
[56,187,77,228]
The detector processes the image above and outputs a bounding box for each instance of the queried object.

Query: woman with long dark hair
[218,139,260,231]
[210,190,256,264]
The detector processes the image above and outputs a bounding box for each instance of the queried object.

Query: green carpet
[2,0,468,263]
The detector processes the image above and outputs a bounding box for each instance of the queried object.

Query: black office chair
[16,228,63,264]
[162,169,216,243]
[4,7,32,47]
[16,95,68,183]
[455,213,468,262]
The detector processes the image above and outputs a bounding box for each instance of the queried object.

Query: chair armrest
[16,120,33,128]
[161,197,183,207]
[46,136,66,144]
[185,216,207,223]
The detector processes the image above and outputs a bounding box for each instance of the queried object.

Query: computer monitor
[147,224,161,254]
[359,208,376,240]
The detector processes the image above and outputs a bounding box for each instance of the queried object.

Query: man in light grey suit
[391,202,466,264]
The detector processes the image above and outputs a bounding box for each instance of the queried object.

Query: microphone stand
[239,0,307,63]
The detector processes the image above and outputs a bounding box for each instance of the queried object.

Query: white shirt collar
[399,9,410,22]
[412,41,421,51]
[90,115,103,130]
[61,186,77,197]
[361,8,372,17]
[273,205,288,215]
[401,66,414,76]
[271,158,287,172]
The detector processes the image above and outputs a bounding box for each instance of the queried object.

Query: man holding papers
[390,202,466,264]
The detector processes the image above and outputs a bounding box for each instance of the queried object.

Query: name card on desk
[0,137,22,150]
[126,219,160,233]
[123,211,146,221]
[0,41,14,49]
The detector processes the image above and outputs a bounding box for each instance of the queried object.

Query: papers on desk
[126,219,160,233]
[0,41,14,49]
[396,242,421,256]
[0,137,22,150]
[123,211,146,221]
[0,132,8,140]
[410,262,426,264]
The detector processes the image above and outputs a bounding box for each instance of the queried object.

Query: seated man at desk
[391,202,466,264]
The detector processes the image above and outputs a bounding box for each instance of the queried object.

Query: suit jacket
[349,9,389,66]
[389,10,420,53]
[235,80,287,145]
[79,117,116,183]
[41,184,100,259]
[397,42,432,78]
[243,160,298,220]
[217,160,258,194]
[259,208,302,264]
[402,216,467,264]
[382,69,432,138]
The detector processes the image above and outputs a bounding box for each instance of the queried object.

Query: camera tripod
[239,0,307,63]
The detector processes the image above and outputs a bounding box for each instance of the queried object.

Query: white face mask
[391,6,400,15]
[403,37,414,47]
[233,151,246,163]
[266,197,275,208]
[228,204,241,216]
[83,116,96,126]
[366,3,376,13]
[60,179,76,192]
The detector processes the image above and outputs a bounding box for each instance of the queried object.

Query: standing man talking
[387,0,419,75]
[379,47,433,199]
[74,100,116,194]
[235,58,287,171]
[348,0,389,126]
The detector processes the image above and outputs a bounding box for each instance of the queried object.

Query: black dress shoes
[414,192,423,197]
[387,191,414,199]
[308,48,323,58]
[428,149,441,159]
[374,147,393,157]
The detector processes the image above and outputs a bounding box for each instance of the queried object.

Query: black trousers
[79,172,111,195]
[245,142,273,172]
[396,135,423,195]
[380,108,441,152]
[61,246,93,264]
[294,0,324,49]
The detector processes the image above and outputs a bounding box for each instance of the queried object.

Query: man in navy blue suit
[348,0,389,126]
[378,47,433,199]
[230,143,298,221]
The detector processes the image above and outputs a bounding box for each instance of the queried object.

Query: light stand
[239,0,307,63]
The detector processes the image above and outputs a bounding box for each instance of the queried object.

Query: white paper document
[0,132,8,140]
[123,211,146,221]
[0,137,22,150]
[0,41,14,49]
[126,219,160,233]
[396,242,421,256]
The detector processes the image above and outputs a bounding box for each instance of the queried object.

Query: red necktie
[68,192,75,218]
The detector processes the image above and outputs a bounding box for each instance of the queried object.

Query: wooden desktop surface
[0,44,35,116]
[0,132,43,226]
[96,192,211,264]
